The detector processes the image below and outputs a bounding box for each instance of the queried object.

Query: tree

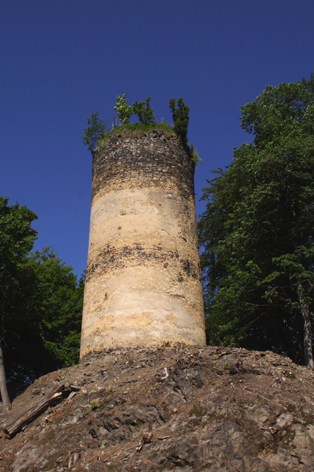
[82,96,201,167]
[113,94,134,125]
[24,249,83,372]
[132,97,155,124]
[81,112,109,152]
[0,198,84,406]
[198,74,314,366]
[3,248,84,393]
[0,197,38,410]
[169,97,190,141]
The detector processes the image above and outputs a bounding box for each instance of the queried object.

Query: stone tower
[80,129,206,358]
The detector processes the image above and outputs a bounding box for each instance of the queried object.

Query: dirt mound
[1,345,314,471]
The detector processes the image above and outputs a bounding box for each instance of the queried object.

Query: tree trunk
[3,382,65,438]
[297,282,314,368]
[0,343,11,411]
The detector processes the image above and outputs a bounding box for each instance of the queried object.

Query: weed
[187,141,202,165]
[91,401,100,411]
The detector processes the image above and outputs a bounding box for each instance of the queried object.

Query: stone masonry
[80,129,206,358]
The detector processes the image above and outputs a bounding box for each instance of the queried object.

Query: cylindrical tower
[80,129,206,358]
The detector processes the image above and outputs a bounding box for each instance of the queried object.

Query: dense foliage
[169,97,190,141]
[81,112,110,152]
[11,249,84,378]
[0,197,38,407]
[113,94,134,125]
[132,97,155,124]
[198,74,314,366]
[0,198,84,403]
[82,95,201,165]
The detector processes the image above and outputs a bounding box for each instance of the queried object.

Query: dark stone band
[92,131,195,201]
[86,243,200,283]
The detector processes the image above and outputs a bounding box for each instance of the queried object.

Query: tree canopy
[5,249,84,384]
[0,197,38,409]
[198,74,314,366]
[0,198,84,407]
[132,97,155,125]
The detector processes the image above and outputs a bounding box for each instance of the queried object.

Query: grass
[97,122,176,149]
[90,401,100,410]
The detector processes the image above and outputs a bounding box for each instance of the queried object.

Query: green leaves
[240,73,314,148]
[114,94,156,125]
[3,247,84,387]
[0,197,38,333]
[0,198,84,389]
[199,74,314,365]
[0,197,38,260]
[169,97,190,141]
[25,248,84,370]
[113,94,134,125]
[81,112,109,152]
[132,97,155,125]
[82,96,198,164]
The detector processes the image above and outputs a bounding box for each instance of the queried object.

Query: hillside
[1,345,314,471]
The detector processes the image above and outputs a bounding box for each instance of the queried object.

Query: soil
[1,345,314,471]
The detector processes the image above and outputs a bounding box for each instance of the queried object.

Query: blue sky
[1,0,313,278]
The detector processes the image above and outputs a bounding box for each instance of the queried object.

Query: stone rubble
[1,345,314,471]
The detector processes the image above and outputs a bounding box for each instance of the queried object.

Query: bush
[81,112,109,152]
[113,94,134,125]
[169,97,190,141]
[132,97,155,124]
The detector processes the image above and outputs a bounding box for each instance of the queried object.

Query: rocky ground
[1,345,314,471]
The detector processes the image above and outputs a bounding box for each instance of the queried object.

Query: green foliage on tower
[132,97,155,124]
[198,74,314,366]
[82,95,201,165]
[81,112,109,152]
[169,97,190,141]
[113,94,134,125]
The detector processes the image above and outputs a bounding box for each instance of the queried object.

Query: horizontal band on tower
[86,243,201,282]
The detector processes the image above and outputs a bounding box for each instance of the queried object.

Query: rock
[1,345,314,471]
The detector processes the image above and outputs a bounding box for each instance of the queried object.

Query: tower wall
[80,130,206,358]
